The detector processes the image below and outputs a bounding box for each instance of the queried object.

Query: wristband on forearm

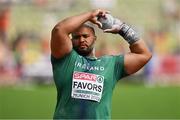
[119,23,140,45]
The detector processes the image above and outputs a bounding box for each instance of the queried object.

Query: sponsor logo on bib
[71,71,104,102]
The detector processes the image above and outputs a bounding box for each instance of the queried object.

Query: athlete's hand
[89,9,110,28]
[104,18,123,34]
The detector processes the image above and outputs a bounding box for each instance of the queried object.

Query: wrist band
[119,23,140,45]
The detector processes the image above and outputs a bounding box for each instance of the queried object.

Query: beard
[73,43,94,56]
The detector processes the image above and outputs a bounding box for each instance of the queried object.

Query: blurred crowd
[144,0,180,86]
[0,0,53,85]
[0,0,180,86]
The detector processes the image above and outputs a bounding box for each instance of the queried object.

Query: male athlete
[51,9,152,119]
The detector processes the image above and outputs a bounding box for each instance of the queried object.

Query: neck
[87,48,96,59]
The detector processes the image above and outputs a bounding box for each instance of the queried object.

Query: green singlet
[51,50,127,119]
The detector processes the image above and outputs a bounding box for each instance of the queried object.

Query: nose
[79,36,85,42]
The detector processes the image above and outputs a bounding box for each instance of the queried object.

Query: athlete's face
[72,26,96,56]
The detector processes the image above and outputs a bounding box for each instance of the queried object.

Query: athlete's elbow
[52,24,63,34]
[140,51,152,67]
[145,51,152,63]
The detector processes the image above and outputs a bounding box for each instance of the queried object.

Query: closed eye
[72,34,89,40]
[82,34,89,38]
[72,35,80,40]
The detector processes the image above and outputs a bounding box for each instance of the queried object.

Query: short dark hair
[82,24,95,35]
[71,24,96,39]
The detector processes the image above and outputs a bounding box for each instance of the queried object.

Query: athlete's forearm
[53,9,108,35]
[116,21,150,57]
[117,20,151,74]
[53,11,93,34]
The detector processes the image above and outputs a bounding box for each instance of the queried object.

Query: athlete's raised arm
[51,9,108,59]
[104,18,152,75]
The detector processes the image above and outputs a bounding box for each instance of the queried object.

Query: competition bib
[71,71,104,102]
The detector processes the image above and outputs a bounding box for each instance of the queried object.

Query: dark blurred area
[0,0,180,86]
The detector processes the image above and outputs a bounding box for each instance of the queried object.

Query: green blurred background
[0,83,180,119]
[0,0,180,119]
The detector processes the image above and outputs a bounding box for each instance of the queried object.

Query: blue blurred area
[0,0,180,86]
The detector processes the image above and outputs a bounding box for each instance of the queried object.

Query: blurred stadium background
[0,0,180,119]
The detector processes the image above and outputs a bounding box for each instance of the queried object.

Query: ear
[94,36,97,41]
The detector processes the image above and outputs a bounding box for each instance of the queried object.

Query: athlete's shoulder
[51,49,79,63]
[100,54,124,60]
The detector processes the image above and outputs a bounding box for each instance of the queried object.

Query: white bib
[71,71,104,102]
